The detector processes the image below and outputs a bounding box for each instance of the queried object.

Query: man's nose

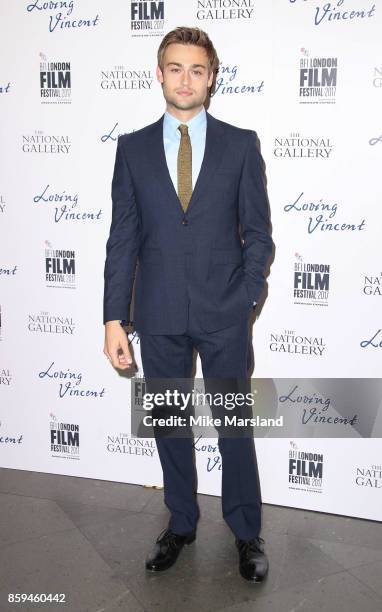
[182,71,191,86]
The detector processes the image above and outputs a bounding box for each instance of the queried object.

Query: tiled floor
[0,468,381,612]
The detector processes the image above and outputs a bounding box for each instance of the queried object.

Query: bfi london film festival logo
[273,133,333,159]
[44,240,76,289]
[26,1,99,33]
[196,0,255,20]
[27,311,75,335]
[355,463,382,489]
[100,66,153,91]
[288,441,323,493]
[50,413,79,459]
[299,48,337,104]
[22,131,71,154]
[293,253,330,307]
[131,376,154,438]
[39,53,71,104]
[130,0,165,37]
[363,272,382,296]
[269,330,326,356]
[288,0,376,27]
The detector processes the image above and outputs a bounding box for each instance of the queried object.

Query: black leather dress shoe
[145,527,196,571]
[236,536,269,582]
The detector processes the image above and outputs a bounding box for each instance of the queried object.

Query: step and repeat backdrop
[0,1,381,521]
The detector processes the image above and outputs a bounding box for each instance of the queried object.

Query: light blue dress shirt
[163,106,206,191]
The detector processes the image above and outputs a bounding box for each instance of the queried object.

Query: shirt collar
[163,106,206,139]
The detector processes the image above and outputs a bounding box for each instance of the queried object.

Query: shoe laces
[240,536,265,555]
[156,528,179,550]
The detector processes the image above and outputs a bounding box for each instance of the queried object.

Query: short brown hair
[157,26,220,100]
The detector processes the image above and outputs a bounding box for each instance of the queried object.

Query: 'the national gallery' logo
[273,133,333,159]
[100,66,153,90]
[270,330,326,356]
[196,0,255,20]
[22,131,71,154]
[363,273,382,296]
[355,464,382,488]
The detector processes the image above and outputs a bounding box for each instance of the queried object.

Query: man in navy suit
[103,26,272,582]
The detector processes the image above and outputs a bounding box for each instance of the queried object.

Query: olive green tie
[177,124,192,212]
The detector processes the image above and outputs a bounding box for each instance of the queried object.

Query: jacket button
[182,219,188,226]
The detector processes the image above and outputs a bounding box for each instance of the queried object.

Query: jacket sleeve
[103,135,141,324]
[238,130,272,304]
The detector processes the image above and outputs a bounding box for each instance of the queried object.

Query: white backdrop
[0,0,381,521]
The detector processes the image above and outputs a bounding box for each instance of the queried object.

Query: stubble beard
[162,84,206,113]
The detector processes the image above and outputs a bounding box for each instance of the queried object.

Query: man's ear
[207,69,214,88]
[156,65,164,83]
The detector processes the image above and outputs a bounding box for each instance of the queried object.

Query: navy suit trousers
[139,300,263,541]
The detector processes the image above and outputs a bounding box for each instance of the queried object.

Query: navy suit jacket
[103,111,272,334]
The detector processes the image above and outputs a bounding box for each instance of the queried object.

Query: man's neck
[165,104,204,123]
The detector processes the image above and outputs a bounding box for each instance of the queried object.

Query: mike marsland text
[142,415,284,428]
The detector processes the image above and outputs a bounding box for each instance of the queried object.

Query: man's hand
[103,320,134,370]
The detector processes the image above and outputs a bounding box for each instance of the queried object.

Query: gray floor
[0,468,381,612]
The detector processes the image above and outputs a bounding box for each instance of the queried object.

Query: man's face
[156,43,214,112]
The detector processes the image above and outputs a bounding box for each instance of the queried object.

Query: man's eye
[171,68,180,72]
[193,71,202,76]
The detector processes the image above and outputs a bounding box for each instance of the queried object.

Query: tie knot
[178,124,189,136]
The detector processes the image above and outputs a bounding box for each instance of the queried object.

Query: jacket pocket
[210,248,243,265]
[139,248,161,264]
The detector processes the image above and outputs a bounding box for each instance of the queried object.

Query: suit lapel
[188,111,225,213]
[145,110,225,216]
